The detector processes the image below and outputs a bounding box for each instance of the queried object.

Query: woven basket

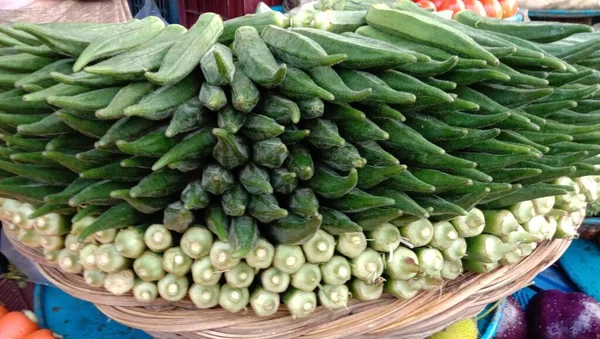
[1,224,572,339]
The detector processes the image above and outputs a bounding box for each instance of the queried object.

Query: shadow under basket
[2,225,572,339]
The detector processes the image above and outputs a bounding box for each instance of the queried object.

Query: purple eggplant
[494,296,527,339]
[526,290,600,339]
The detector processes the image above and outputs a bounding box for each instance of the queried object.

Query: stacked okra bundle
[0,0,599,318]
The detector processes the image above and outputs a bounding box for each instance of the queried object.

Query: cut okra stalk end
[318,284,350,310]
[336,232,367,259]
[416,247,444,277]
[441,260,463,280]
[210,241,240,271]
[385,278,422,300]
[273,245,306,274]
[144,224,173,253]
[430,221,459,250]
[246,239,275,269]
[189,284,220,309]
[351,279,384,302]
[351,249,384,283]
[466,234,517,264]
[399,219,434,247]
[84,269,107,288]
[509,201,536,224]
[133,280,158,303]
[158,273,189,302]
[219,284,250,313]
[104,270,135,296]
[58,248,83,274]
[320,255,351,286]
[163,247,193,277]
[284,289,317,319]
[442,237,468,262]
[134,251,166,282]
[180,226,213,259]
[369,222,401,253]
[191,256,222,286]
[261,267,291,293]
[225,262,255,288]
[555,214,578,238]
[483,210,519,237]
[452,208,485,238]
[250,287,280,317]
[302,229,335,264]
[291,263,322,292]
[386,246,420,280]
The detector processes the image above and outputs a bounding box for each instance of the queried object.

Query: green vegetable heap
[0,0,599,318]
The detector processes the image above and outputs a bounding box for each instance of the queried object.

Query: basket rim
[2,221,573,338]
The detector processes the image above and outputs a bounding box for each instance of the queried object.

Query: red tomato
[463,0,487,16]
[431,0,446,9]
[24,329,57,339]
[439,0,465,17]
[0,305,9,318]
[0,311,40,339]
[499,0,519,18]
[416,0,437,10]
[480,0,503,18]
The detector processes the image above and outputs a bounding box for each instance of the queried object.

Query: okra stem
[318,284,350,310]
[301,229,335,264]
[368,222,401,253]
[509,201,536,224]
[144,224,173,252]
[96,243,131,273]
[320,255,352,285]
[104,269,135,296]
[191,256,222,286]
[399,219,434,247]
[441,260,463,280]
[189,284,220,309]
[273,245,306,274]
[134,251,166,282]
[291,263,322,292]
[39,235,64,251]
[133,279,158,303]
[416,247,444,277]
[79,243,99,270]
[351,248,384,282]
[162,247,193,276]
[57,248,82,274]
[386,246,420,280]
[261,267,291,293]
[157,273,189,301]
[336,232,367,259]
[385,278,422,300]
[452,207,485,238]
[219,284,250,313]
[224,262,255,288]
[482,210,519,237]
[95,228,117,244]
[114,227,147,259]
[351,279,383,301]
[245,238,275,269]
[84,269,106,288]
[209,241,240,270]
[429,221,459,250]
[250,287,280,317]
[180,226,213,259]
[284,289,317,319]
[442,237,467,262]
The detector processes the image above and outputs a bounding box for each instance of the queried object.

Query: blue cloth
[34,284,151,339]
[559,238,600,301]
